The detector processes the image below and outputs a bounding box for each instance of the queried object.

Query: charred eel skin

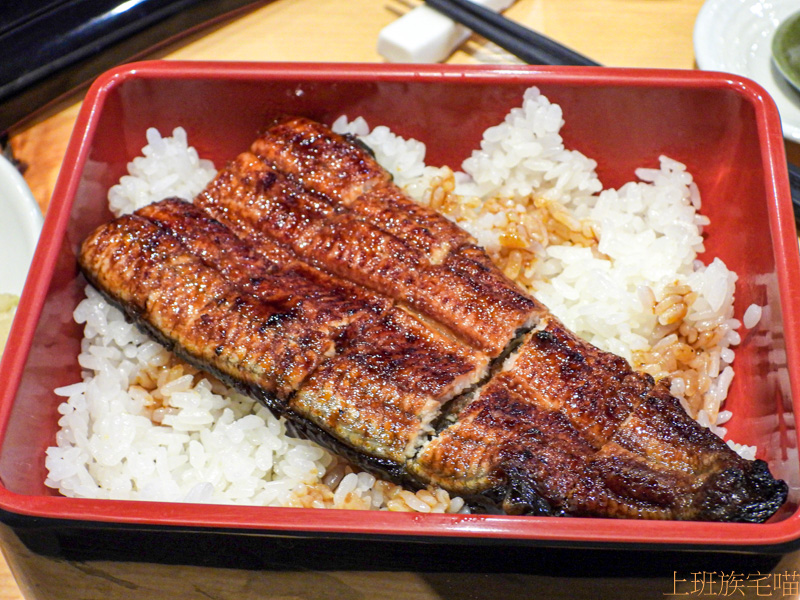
[411,318,788,521]
[78,118,788,521]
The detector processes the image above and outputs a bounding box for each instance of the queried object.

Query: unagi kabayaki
[78,117,788,522]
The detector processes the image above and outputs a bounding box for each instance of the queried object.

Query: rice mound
[47,89,759,506]
[108,127,217,217]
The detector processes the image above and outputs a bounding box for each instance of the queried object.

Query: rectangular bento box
[1,60,800,559]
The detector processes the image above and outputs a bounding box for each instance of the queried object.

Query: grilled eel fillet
[77,118,788,521]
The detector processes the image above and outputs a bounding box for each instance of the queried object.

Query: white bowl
[694,0,800,143]
[0,154,43,296]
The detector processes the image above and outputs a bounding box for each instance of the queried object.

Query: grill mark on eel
[195,153,542,359]
[411,317,788,520]
[78,213,324,407]
[80,199,490,467]
[251,116,473,262]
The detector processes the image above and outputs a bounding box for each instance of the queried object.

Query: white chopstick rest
[378,0,516,63]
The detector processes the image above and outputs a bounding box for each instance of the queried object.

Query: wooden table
[4,1,800,598]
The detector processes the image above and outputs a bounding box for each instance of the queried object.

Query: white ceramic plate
[0,154,43,296]
[694,0,800,142]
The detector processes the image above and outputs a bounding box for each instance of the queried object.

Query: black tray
[0,0,263,132]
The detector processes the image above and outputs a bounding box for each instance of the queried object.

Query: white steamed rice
[46,86,759,508]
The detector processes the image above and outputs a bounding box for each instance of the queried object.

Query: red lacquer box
[0,62,798,596]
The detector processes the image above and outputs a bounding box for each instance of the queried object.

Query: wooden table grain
[4,1,800,598]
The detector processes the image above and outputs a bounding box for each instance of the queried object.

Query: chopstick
[424,0,800,224]
[423,0,599,67]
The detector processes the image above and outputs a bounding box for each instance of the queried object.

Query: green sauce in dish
[772,10,800,92]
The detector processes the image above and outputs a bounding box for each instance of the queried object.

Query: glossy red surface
[1,61,799,550]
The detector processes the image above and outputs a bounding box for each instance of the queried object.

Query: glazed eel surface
[78,117,788,521]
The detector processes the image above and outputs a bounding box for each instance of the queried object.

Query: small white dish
[0,154,43,296]
[694,0,800,143]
